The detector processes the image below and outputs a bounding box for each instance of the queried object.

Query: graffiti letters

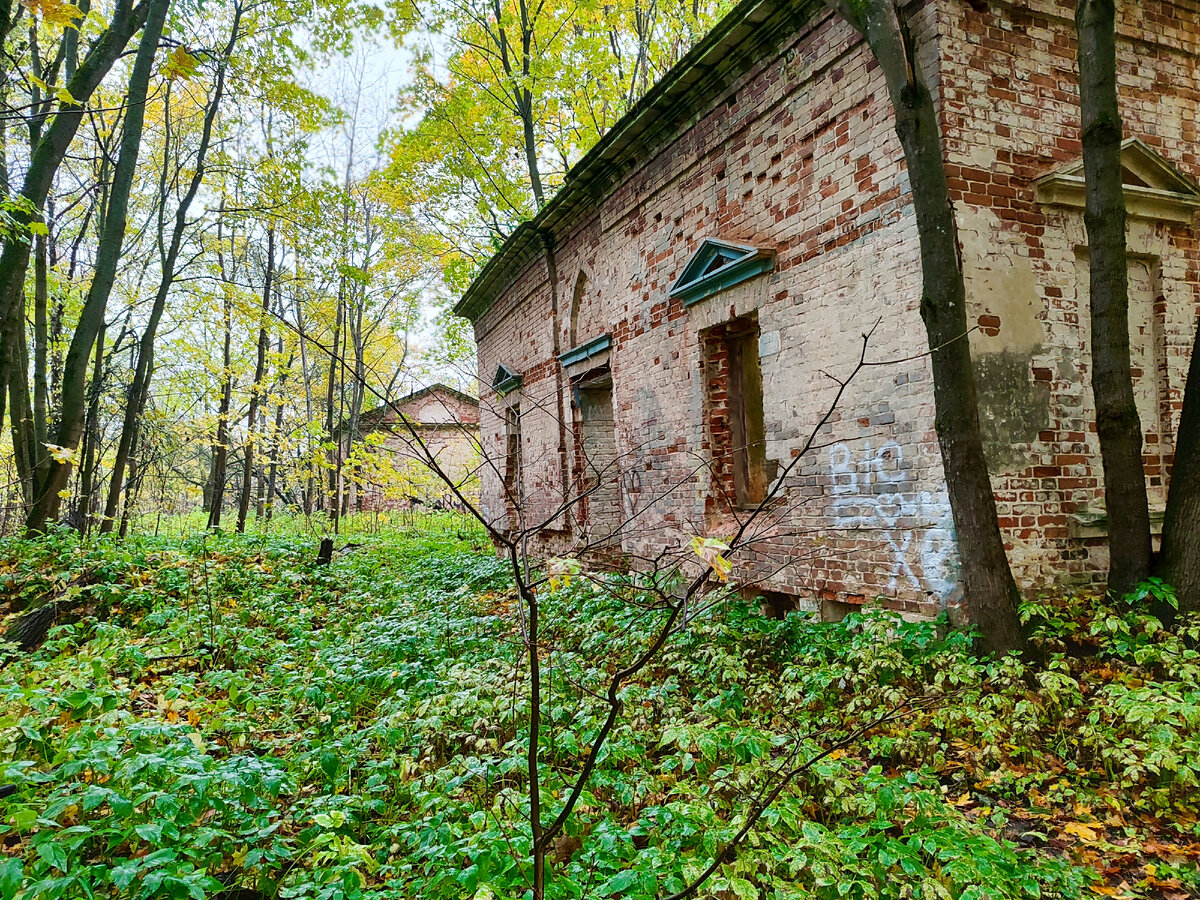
[828,440,957,598]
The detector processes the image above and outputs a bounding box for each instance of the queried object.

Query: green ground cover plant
[1,520,1198,899]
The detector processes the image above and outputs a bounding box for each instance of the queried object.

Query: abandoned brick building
[351,384,480,511]
[454,0,1200,614]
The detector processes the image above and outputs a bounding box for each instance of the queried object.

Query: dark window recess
[703,316,767,510]
[755,588,799,620]
[503,403,521,518]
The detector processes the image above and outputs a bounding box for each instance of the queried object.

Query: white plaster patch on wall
[758,330,781,357]
[827,440,958,599]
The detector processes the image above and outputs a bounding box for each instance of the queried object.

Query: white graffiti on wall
[828,440,958,598]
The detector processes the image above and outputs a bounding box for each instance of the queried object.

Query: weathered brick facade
[455,0,1200,614]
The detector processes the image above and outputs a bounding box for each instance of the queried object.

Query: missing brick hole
[820,595,863,623]
[752,588,799,619]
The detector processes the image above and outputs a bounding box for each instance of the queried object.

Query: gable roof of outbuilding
[453,0,825,324]
[358,383,479,431]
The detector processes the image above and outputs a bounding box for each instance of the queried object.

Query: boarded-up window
[703,316,767,509]
[575,369,620,543]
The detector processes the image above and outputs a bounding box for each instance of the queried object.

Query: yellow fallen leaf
[1064,821,1099,842]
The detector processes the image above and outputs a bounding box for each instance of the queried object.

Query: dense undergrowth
[1,521,1198,900]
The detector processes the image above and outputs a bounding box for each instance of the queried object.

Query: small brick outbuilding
[454,0,1200,614]
[352,384,480,511]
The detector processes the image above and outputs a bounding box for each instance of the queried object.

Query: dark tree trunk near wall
[827,0,1025,655]
[1161,326,1200,615]
[1075,0,1152,598]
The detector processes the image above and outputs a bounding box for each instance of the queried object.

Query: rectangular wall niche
[1075,251,1171,509]
[702,316,767,510]
[503,402,522,525]
[574,369,621,544]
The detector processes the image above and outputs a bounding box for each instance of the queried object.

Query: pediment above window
[492,363,522,395]
[1035,138,1200,223]
[558,333,612,369]
[669,238,776,307]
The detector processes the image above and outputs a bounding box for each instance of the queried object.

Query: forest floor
[1,517,1199,900]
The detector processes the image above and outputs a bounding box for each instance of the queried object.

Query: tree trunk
[255,406,267,520]
[0,0,150,413]
[521,98,544,210]
[118,415,140,538]
[832,0,1025,655]
[261,299,290,524]
[25,0,170,534]
[237,225,273,533]
[208,292,234,529]
[515,0,544,209]
[1075,0,1152,598]
[265,399,285,522]
[326,294,343,526]
[1160,315,1200,616]
[32,232,49,451]
[76,322,105,533]
[101,9,238,532]
[344,299,366,517]
[7,333,35,507]
[293,281,316,517]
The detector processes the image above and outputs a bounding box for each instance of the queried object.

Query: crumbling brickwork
[460,0,1200,615]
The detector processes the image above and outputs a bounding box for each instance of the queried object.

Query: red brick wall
[940,0,1200,590]
[470,0,1200,612]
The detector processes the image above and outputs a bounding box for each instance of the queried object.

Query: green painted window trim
[558,334,612,367]
[670,239,776,307]
[493,363,523,395]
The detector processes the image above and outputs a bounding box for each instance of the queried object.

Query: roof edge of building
[454,0,823,324]
[358,382,480,429]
